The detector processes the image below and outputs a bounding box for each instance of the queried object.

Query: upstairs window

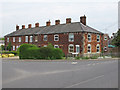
[43,35,47,41]
[68,44,74,53]
[96,44,100,53]
[87,33,91,42]
[87,44,91,53]
[54,34,59,41]
[97,35,100,42]
[54,45,59,48]
[30,36,33,42]
[13,37,15,42]
[69,33,74,42]
[25,36,28,42]
[19,37,21,42]
[104,36,107,40]
[7,37,9,42]
[35,36,38,42]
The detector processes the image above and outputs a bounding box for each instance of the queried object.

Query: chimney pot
[55,20,60,25]
[35,23,39,27]
[22,25,25,29]
[46,20,51,26]
[16,25,19,30]
[80,15,86,25]
[28,24,32,28]
[66,18,71,24]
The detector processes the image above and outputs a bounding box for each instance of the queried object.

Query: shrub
[75,56,80,60]
[81,56,89,59]
[19,43,64,59]
[90,56,98,59]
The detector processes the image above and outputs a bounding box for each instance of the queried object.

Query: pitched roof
[5,22,103,36]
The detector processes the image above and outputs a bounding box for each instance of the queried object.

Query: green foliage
[111,29,120,47]
[7,42,12,51]
[75,56,80,60]
[0,45,5,51]
[19,43,64,59]
[0,38,5,40]
[90,56,98,59]
[81,56,89,59]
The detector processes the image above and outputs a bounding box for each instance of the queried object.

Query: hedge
[19,43,64,59]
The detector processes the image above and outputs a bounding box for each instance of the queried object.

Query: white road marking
[65,75,104,88]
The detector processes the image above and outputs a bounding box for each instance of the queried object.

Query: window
[13,37,15,42]
[68,44,74,53]
[54,34,59,41]
[43,35,47,41]
[54,45,59,48]
[44,45,47,47]
[96,44,100,53]
[87,44,91,53]
[7,37,9,42]
[19,37,21,42]
[25,36,28,42]
[87,33,91,42]
[97,35,100,42]
[13,46,15,50]
[30,36,33,42]
[69,33,74,42]
[16,46,19,50]
[35,36,38,42]
[104,36,107,40]
[104,46,107,51]
[76,45,80,53]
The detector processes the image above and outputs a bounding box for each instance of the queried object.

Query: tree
[1,45,5,51]
[7,42,12,51]
[111,29,120,47]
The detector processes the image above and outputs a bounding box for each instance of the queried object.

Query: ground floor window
[96,44,100,53]
[76,45,80,53]
[87,44,91,53]
[13,46,15,50]
[68,44,74,53]
[54,45,59,48]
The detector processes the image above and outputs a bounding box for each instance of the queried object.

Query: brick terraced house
[4,15,108,56]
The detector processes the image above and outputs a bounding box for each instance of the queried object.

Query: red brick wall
[5,32,83,56]
[84,33,102,54]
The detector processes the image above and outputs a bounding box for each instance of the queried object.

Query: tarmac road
[2,59,118,88]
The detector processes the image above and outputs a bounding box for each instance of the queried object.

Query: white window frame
[104,46,107,51]
[43,35,47,41]
[13,37,15,42]
[35,36,38,42]
[96,44,100,53]
[54,34,59,41]
[54,45,59,48]
[87,44,91,53]
[68,44,74,53]
[30,36,33,42]
[25,36,28,42]
[69,33,74,42]
[16,46,19,50]
[87,33,91,42]
[97,34,100,42]
[19,37,21,42]
[7,37,9,42]
[104,36,107,40]
[13,46,15,50]
[76,45,80,53]
[44,45,47,47]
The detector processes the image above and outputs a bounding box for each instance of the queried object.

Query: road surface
[2,59,118,88]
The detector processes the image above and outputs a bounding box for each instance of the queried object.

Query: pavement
[2,58,118,88]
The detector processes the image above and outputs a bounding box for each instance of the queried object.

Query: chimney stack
[16,25,19,30]
[55,20,60,25]
[46,20,51,26]
[28,24,32,28]
[22,25,25,29]
[80,15,86,25]
[66,18,71,24]
[35,23,39,27]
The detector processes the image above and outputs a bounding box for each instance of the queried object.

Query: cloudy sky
[0,0,119,37]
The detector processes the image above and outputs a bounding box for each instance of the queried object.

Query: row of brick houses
[4,15,108,56]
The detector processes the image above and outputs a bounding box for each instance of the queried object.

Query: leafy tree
[111,29,120,47]
[7,42,12,51]
[1,45,5,51]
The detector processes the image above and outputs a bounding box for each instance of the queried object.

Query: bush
[75,56,80,60]
[81,56,89,59]
[90,56,98,59]
[19,43,64,59]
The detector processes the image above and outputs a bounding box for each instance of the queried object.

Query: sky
[0,0,119,37]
